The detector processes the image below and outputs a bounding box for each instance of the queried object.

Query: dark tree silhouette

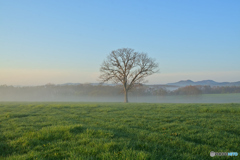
[99,48,159,103]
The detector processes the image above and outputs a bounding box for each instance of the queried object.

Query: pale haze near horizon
[1,0,240,86]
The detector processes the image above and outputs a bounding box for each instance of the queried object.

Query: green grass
[0,102,239,160]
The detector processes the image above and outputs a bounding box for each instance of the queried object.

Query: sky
[1,0,240,85]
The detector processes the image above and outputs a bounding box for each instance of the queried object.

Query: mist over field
[1,84,240,103]
[1,95,240,103]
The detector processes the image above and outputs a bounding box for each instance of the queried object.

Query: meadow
[0,102,239,160]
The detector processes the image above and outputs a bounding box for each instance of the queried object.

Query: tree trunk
[124,90,128,103]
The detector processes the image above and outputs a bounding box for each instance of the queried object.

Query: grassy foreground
[0,102,239,160]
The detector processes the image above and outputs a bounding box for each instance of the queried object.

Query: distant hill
[56,80,240,88]
[54,80,240,90]
[167,80,240,87]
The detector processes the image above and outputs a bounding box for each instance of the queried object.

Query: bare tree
[99,48,159,103]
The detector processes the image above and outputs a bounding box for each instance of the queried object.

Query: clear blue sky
[1,0,240,85]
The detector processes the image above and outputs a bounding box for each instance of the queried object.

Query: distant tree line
[0,84,240,101]
[153,85,240,96]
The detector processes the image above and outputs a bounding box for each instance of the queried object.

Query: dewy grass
[0,102,239,159]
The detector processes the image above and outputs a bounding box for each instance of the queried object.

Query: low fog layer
[0,84,240,103]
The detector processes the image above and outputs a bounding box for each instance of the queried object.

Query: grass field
[0,102,239,160]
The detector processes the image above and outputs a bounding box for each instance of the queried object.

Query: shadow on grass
[69,125,86,134]
[182,136,208,146]
[6,113,30,118]
[0,134,14,157]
